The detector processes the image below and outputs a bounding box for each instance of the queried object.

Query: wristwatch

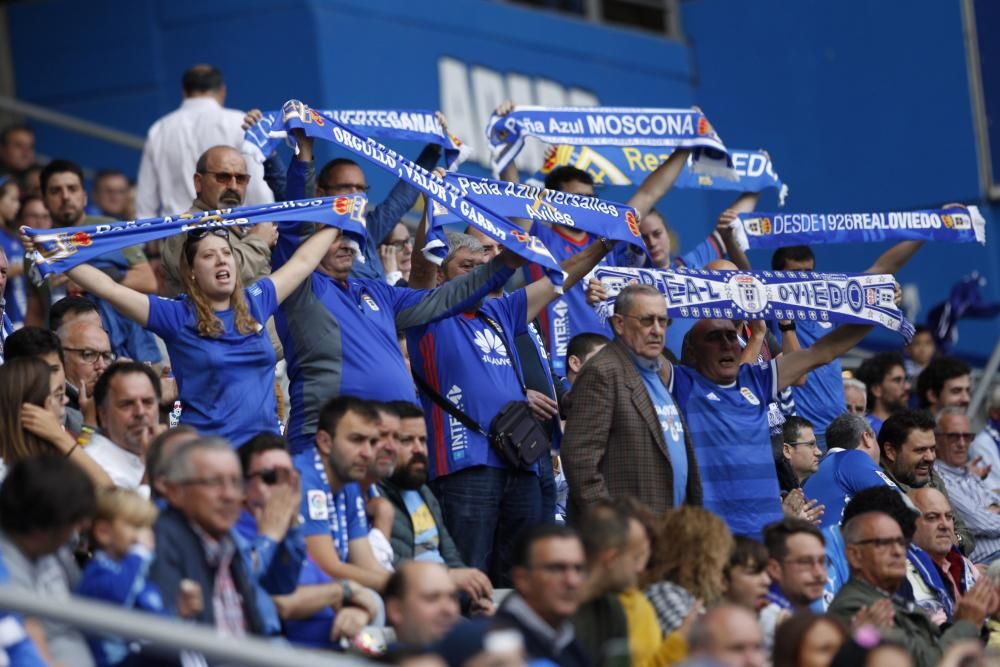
[779,321,797,332]
[341,580,353,604]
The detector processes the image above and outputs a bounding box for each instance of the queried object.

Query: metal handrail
[0,95,145,150]
[0,585,366,666]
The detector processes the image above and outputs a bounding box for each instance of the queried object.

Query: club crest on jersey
[740,387,760,406]
[362,294,380,311]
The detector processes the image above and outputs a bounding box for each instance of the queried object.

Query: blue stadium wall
[8,0,998,361]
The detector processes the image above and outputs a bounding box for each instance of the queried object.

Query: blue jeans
[430,465,543,587]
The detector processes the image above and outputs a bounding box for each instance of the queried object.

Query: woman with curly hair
[641,505,734,635]
[48,221,340,445]
[0,356,112,487]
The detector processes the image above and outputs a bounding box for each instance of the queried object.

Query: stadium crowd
[0,64,998,667]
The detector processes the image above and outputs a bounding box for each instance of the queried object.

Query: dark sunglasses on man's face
[247,467,292,486]
[200,170,251,186]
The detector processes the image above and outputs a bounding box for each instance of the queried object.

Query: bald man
[57,320,113,412]
[908,487,978,626]
[159,145,277,296]
[384,561,461,647]
[688,604,765,667]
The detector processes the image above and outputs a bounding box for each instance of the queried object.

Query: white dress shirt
[85,433,149,496]
[135,97,272,218]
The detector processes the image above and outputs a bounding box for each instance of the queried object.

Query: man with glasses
[136,64,273,219]
[316,123,444,282]
[160,144,278,296]
[933,407,1000,564]
[660,315,872,537]
[759,518,827,653]
[829,510,992,667]
[776,416,820,494]
[237,432,381,649]
[804,413,893,530]
[151,437,280,635]
[56,319,114,417]
[495,523,591,667]
[855,351,911,436]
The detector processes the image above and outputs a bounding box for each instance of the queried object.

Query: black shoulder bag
[412,314,550,470]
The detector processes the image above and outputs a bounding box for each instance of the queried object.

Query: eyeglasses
[199,170,250,186]
[181,476,244,491]
[63,347,115,365]
[386,238,413,250]
[246,467,292,486]
[850,537,906,550]
[321,182,370,194]
[786,439,819,449]
[939,432,974,443]
[619,313,669,328]
[187,227,231,242]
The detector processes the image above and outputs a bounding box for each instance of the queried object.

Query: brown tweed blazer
[562,338,702,519]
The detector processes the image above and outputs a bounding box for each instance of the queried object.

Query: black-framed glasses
[63,347,115,365]
[187,227,231,242]
[619,313,669,328]
[786,439,819,449]
[199,170,250,186]
[246,467,292,486]
[850,537,906,550]
[386,238,413,250]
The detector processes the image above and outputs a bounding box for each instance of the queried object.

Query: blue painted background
[7,0,998,360]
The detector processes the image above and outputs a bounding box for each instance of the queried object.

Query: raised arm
[65,264,150,326]
[717,192,760,270]
[495,101,520,185]
[776,324,873,391]
[524,238,613,322]
[866,240,923,275]
[407,200,436,290]
[627,148,690,218]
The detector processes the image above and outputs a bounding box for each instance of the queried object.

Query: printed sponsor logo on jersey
[362,294,380,311]
[473,328,511,366]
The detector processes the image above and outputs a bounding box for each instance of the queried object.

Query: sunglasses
[247,467,292,486]
[200,170,251,186]
[186,227,231,242]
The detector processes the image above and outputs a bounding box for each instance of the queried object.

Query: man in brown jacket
[563,284,702,518]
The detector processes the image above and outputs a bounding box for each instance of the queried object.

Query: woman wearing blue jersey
[36,221,341,446]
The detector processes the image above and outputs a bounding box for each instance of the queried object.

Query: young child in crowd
[76,488,201,666]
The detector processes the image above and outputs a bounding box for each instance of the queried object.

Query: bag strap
[412,372,491,438]
[474,313,527,395]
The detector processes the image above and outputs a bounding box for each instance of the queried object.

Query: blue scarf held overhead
[243,108,471,168]
[588,265,915,341]
[527,144,788,204]
[486,106,734,180]
[731,207,987,250]
[23,195,368,278]
[420,173,644,264]
[277,100,566,290]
